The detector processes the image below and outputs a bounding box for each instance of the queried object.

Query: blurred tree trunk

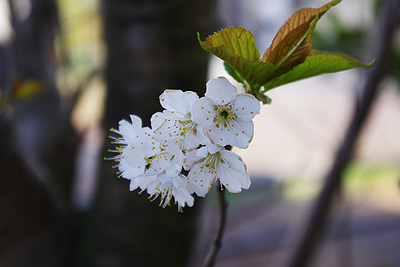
[5,0,79,212]
[79,1,215,266]
[0,0,80,266]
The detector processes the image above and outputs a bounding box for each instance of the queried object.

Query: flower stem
[202,182,228,267]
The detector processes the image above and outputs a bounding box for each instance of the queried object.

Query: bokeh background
[0,0,399,266]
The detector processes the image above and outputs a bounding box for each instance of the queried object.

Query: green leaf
[198,28,274,87]
[199,27,260,61]
[263,50,375,91]
[254,90,272,105]
[223,62,245,85]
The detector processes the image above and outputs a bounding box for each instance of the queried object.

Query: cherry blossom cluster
[107,77,261,212]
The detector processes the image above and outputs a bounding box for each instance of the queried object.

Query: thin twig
[286,1,400,267]
[202,182,228,267]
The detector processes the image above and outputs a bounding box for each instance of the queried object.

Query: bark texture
[80,1,216,266]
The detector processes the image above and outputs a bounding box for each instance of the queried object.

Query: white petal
[191,97,215,127]
[157,172,170,184]
[135,129,160,157]
[159,110,186,121]
[216,154,250,193]
[137,126,154,140]
[205,77,237,105]
[138,175,160,194]
[187,161,214,197]
[147,153,169,175]
[207,121,252,148]
[129,176,149,191]
[129,114,143,130]
[235,119,254,146]
[206,144,223,155]
[226,119,254,149]
[184,149,203,170]
[150,112,165,131]
[172,149,184,167]
[207,123,236,148]
[233,94,261,121]
[119,148,146,179]
[129,177,140,191]
[180,128,201,151]
[195,124,212,146]
[165,139,182,156]
[117,119,136,142]
[181,91,199,113]
[172,174,186,188]
[159,90,189,114]
[220,150,247,173]
[165,161,182,178]
[153,118,181,143]
[217,164,250,193]
[196,146,210,158]
[173,186,194,208]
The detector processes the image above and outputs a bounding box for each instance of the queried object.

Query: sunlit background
[1,0,399,266]
[197,1,400,266]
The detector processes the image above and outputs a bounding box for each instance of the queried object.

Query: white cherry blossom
[107,115,160,180]
[184,145,250,197]
[144,140,184,179]
[107,77,261,211]
[133,174,194,212]
[151,90,208,151]
[109,118,193,211]
[191,77,260,149]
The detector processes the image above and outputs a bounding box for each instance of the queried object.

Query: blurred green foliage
[343,162,400,192]
[283,162,400,202]
[56,0,103,94]
[312,0,400,88]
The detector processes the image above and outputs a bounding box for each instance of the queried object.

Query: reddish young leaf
[262,0,341,75]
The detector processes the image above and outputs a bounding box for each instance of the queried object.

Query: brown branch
[286,1,400,267]
[202,182,228,267]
